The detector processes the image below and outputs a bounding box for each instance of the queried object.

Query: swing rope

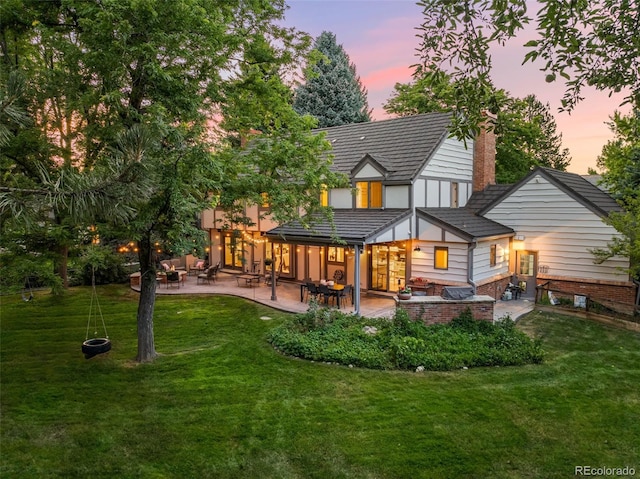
[22,276,33,302]
[85,267,109,341]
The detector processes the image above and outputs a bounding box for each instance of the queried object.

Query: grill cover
[442,286,474,300]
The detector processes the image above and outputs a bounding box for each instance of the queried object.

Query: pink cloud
[362,65,414,92]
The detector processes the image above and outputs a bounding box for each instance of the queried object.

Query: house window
[356,181,382,208]
[320,186,328,207]
[434,246,448,270]
[260,193,270,209]
[327,246,344,263]
[490,244,497,267]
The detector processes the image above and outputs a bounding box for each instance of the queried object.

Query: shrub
[268,308,544,371]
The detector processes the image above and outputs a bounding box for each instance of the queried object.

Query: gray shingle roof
[541,168,622,216]
[417,208,514,241]
[266,209,412,244]
[465,184,514,213]
[315,112,452,183]
[477,167,622,217]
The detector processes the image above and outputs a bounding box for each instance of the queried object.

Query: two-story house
[201,112,637,311]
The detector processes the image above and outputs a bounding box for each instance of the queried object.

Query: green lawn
[1,286,639,478]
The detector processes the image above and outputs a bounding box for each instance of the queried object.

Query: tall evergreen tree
[293,31,371,127]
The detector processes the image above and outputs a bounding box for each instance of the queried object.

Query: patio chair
[336,284,353,308]
[166,270,180,289]
[197,265,217,285]
[317,284,332,305]
[265,267,281,286]
[305,282,320,303]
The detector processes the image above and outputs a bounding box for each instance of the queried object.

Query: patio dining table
[300,282,348,307]
[237,273,261,287]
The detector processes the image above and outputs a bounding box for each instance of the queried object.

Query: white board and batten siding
[385,185,410,209]
[413,138,474,208]
[484,175,629,282]
[330,188,353,209]
[413,178,473,208]
[368,217,413,243]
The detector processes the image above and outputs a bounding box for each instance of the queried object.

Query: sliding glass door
[371,244,406,292]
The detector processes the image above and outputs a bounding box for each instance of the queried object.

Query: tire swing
[82,267,111,359]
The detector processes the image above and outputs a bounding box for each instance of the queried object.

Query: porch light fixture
[413,246,421,252]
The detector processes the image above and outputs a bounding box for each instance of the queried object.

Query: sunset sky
[283,0,628,174]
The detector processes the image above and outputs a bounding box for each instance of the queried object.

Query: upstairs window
[355,181,382,208]
[320,186,328,207]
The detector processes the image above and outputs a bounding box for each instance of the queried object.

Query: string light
[239,230,268,245]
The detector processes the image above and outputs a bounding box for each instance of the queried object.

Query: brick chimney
[473,113,496,192]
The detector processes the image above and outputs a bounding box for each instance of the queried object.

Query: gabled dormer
[351,153,390,180]
[351,154,388,209]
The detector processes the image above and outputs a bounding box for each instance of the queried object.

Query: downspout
[468,239,478,294]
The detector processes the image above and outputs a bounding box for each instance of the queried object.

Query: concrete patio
[134,269,535,321]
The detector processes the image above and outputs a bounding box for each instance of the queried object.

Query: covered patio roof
[416,207,514,241]
[265,208,413,246]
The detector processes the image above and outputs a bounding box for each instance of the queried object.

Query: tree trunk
[56,244,69,288]
[135,234,157,362]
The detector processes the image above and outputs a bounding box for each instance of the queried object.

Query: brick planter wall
[476,278,512,300]
[395,295,495,325]
[537,277,637,305]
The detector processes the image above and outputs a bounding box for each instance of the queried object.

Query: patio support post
[354,243,362,316]
[270,242,277,301]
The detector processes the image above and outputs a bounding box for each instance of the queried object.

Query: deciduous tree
[0,0,343,362]
[592,110,640,280]
[416,0,640,138]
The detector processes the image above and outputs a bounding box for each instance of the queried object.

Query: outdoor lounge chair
[189,260,206,276]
